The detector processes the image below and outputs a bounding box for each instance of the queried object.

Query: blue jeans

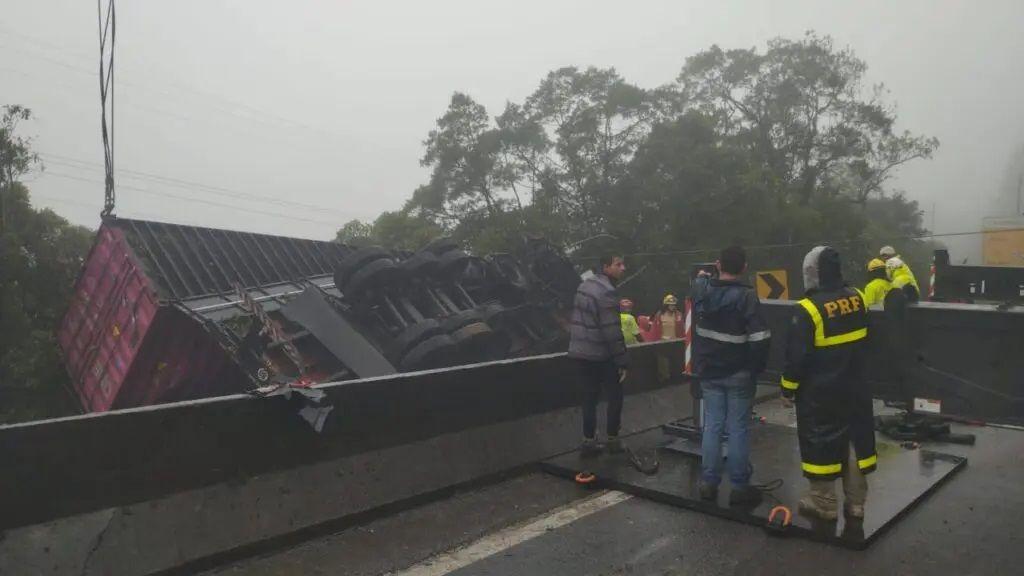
[700,371,755,486]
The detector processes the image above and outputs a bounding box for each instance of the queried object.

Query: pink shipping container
[57,218,351,412]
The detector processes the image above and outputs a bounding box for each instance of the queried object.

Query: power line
[28,193,263,231]
[607,228,1024,261]
[28,194,101,211]
[0,29,356,143]
[39,170,342,228]
[2,38,373,219]
[38,152,358,217]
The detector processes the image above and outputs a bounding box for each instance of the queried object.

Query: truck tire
[422,237,460,256]
[440,309,485,332]
[480,302,513,325]
[343,258,402,296]
[435,249,473,278]
[399,251,440,278]
[398,333,458,371]
[334,246,394,287]
[450,321,510,362]
[387,319,444,362]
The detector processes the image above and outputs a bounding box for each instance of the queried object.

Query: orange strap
[575,472,596,484]
[768,505,792,527]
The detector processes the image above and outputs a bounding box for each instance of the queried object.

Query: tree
[335,219,374,247]
[415,93,519,226]
[341,34,937,311]
[368,210,444,252]
[0,182,93,423]
[509,67,673,238]
[0,105,41,232]
[609,111,773,251]
[679,33,938,207]
[1,107,93,423]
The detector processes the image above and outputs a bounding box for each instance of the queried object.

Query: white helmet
[885,256,904,270]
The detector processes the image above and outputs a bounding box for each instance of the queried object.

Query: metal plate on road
[756,270,789,300]
[540,425,966,550]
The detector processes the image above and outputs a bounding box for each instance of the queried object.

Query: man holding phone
[691,246,771,505]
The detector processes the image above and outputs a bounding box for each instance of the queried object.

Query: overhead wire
[2,31,370,224]
[27,192,283,233]
[577,228,1024,262]
[0,27,357,142]
[39,170,342,228]
[10,23,1015,248]
[38,152,358,217]
[96,0,116,217]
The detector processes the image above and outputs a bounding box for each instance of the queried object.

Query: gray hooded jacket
[567,273,629,367]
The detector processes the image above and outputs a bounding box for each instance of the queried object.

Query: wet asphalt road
[209,400,1024,576]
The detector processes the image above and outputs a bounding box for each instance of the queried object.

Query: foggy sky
[2,0,1022,262]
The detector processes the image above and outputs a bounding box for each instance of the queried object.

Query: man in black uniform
[781,246,877,521]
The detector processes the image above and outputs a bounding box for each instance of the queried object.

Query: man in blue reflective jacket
[691,245,771,506]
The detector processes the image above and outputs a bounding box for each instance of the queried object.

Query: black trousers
[578,359,623,439]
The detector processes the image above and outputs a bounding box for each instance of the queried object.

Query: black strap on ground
[875,413,976,445]
[624,446,660,475]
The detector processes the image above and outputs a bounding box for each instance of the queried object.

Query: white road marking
[390,490,633,576]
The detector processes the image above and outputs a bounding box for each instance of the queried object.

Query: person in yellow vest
[782,246,876,521]
[619,298,643,345]
[653,294,685,340]
[879,246,920,303]
[653,294,684,381]
[862,258,893,308]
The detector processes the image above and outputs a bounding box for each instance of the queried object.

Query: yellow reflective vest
[889,263,919,292]
[863,277,893,308]
[620,313,641,345]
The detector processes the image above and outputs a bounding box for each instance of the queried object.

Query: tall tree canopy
[1,106,94,423]
[341,33,939,307]
[679,33,937,208]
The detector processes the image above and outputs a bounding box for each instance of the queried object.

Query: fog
[2,0,1022,262]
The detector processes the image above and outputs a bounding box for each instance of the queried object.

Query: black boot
[580,437,602,457]
[698,480,719,501]
[729,485,763,507]
[606,435,626,454]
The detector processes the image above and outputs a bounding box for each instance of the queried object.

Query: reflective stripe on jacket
[781,285,876,479]
[692,277,771,379]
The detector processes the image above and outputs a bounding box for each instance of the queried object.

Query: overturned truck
[57,218,581,412]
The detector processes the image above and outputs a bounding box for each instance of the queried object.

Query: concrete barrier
[1,342,691,575]
[759,300,1024,424]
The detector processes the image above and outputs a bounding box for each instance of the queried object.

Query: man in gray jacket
[568,254,629,455]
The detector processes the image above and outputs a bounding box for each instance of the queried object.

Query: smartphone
[691,262,717,279]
